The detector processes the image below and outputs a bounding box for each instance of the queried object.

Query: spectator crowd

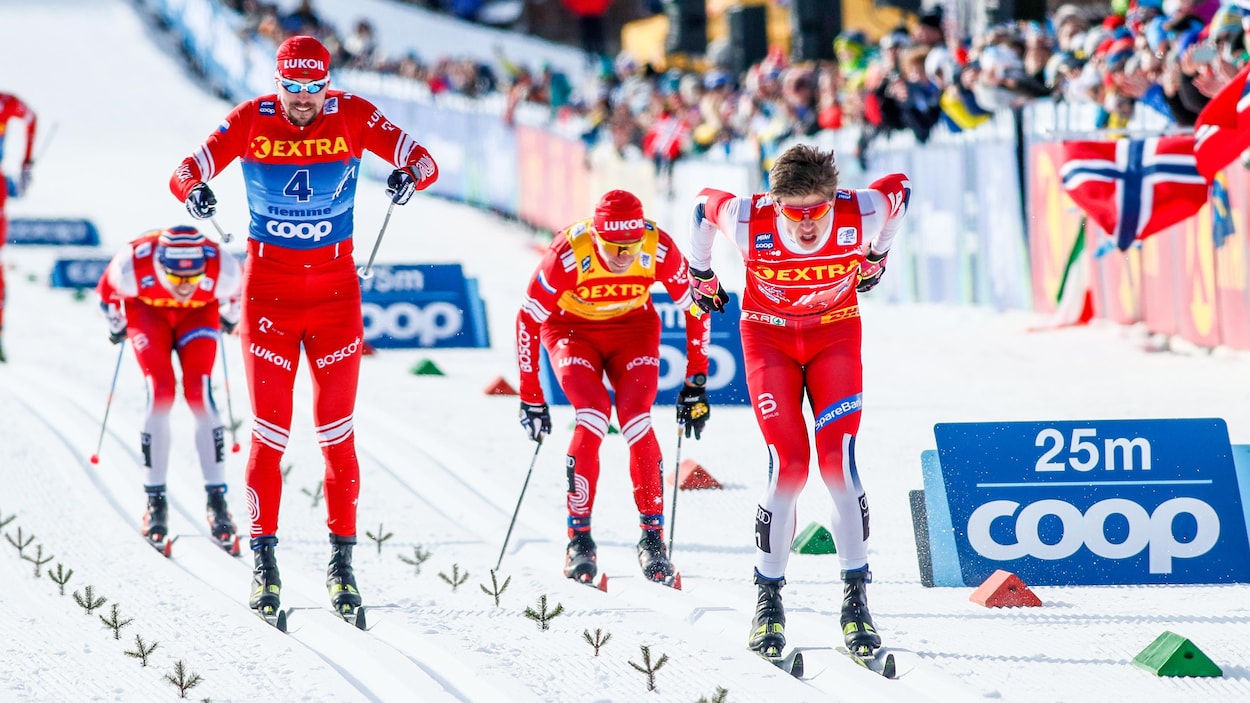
[217,1,1250,180]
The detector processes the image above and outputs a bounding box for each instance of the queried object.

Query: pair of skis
[759,645,896,680]
[144,531,241,558]
[570,570,682,592]
[254,603,367,633]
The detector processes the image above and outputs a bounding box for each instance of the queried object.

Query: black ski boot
[327,534,362,621]
[249,536,282,617]
[205,485,238,555]
[748,573,786,657]
[637,529,676,584]
[141,486,169,546]
[564,531,597,583]
[841,567,881,654]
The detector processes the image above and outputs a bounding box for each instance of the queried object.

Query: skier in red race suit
[168,35,439,620]
[0,91,37,362]
[686,144,909,659]
[97,225,243,554]
[516,189,711,586]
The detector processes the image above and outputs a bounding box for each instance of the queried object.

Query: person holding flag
[169,35,439,624]
[96,225,243,555]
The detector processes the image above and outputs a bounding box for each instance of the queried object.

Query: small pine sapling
[48,563,73,595]
[438,564,469,592]
[124,634,159,666]
[301,480,323,507]
[73,585,107,615]
[628,644,669,692]
[365,523,393,555]
[523,594,565,631]
[281,464,294,484]
[5,526,34,558]
[100,603,134,640]
[164,660,203,698]
[0,507,14,530]
[479,569,511,606]
[582,627,612,656]
[397,545,431,575]
[697,687,729,703]
[23,544,53,577]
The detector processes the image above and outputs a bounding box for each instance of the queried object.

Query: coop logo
[362,301,463,346]
[315,337,362,369]
[754,233,774,250]
[250,343,292,371]
[625,355,659,371]
[266,219,333,241]
[967,497,1220,574]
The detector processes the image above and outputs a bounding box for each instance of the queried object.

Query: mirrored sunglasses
[165,271,205,286]
[597,236,644,256]
[278,77,330,95]
[776,200,833,223]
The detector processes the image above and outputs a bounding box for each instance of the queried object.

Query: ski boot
[205,485,240,556]
[328,534,364,627]
[563,531,598,584]
[748,573,786,657]
[637,529,677,586]
[840,567,881,655]
[249,536,284,628]
[141,486,169,553]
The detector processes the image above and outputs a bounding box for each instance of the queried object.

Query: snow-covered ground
[3,1,1250,701]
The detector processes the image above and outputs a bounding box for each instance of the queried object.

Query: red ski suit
[0,92,37,334]
[170,91,434,539]
[97,231,242,489]
[517,219,709,531]
[690,174,908,577]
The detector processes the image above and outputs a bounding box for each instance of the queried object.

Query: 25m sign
[919,419,1250,586]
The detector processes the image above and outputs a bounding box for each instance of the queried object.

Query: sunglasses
[597,236,644,256]
[278,77,330,94]
[165,271,205,286]
[776,200,833,223]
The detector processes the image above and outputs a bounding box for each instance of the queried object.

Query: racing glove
[185,183,217,220]
[676,375,710,439]
[857,250,889,293]
[387,146,439,204]
[690,268,729,314]
[519,401,551,443]
[102,303,127,344]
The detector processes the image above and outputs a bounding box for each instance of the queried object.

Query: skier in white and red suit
[168,35,438,616]
[515,189,711,586]
[686,144,909,658]
[96,225,243,551]
[0,90,38,361]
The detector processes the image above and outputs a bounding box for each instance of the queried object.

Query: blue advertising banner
[9,219,100,246]
[539,292,750,407]
[922,419,1250,586]
[359,263,489,348]
[50,258,110,289]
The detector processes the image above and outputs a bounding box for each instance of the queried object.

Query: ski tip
[671,572,682,590]
[276,609,289,632]
[355,605,368,630]
[790,652,805,678]
[596,573,608,592]
[162,540,173,558]
[230,536,242,557]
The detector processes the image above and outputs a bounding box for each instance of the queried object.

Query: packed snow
[2,1,1249,701]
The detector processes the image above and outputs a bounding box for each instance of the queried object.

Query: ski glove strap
[857,250,888,293]
[519,401,551,443]
[690,268,729,314]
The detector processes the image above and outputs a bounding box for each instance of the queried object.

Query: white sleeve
[214,250,243,301]
[857,189,902,255]
[688,195,752,270]
[102,250,140,299]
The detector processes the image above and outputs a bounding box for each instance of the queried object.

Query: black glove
[857,249,889,293]
[676,376,710,439]
[690,268,729,314]
[18,162,32,195]
[386,168,416,205]
[185,183,217,220]
[102,303,127,344]
[220,315,238,335]
[519,401,551,443]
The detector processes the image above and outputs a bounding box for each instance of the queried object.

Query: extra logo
[249,135,348,159]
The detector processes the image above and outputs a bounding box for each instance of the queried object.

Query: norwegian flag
[1060,136,1208,251]
[1194,63,1250,181]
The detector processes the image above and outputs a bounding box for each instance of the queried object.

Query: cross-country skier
[685,144,909,660]
[0,91,37,363]
[97,225,243,555]
[516,189,711,587]
[168,35,439,622]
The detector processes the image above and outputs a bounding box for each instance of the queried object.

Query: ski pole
[357,200,396,280]
[218,333,241,453]
[207,217,234,244]
[89,340,127,464]
[495,440,543,572]
[668,423,684,557]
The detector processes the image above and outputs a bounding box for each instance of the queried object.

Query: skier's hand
[387,146,439,204]
[185,183,217,220]
[102,303,127,344]
[676,376,710,439]
[17,161,32,196]
[519,401,551,443]
[857,249,888,293]
[219,298,240,335]
[690,268,728,314]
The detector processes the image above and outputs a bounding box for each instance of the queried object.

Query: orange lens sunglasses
[776,200,833,223]
[165,271,205,286]
[597,236,644,256]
